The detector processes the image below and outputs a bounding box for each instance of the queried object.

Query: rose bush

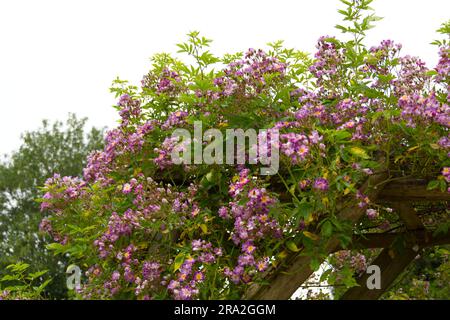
[39,0,449,300]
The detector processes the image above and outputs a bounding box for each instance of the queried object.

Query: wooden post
[341,202,424,300]
[340,247,418,300]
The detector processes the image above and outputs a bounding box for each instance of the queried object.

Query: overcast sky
[0,0,449,155]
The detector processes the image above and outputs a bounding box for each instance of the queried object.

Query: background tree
[0,114,104,298]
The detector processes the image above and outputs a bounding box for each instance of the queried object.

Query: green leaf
[319,268,332,282]
[27,270,49,281]
[46,242,65,255]
[343,275,359,288]
[303,231,320,241]
[1,274,20,282]
[427,180,440,191]
[334,130,352,141]
[339,234,352,248]
[335,24,349,33]
[439,179,447,192]
[348,146,370,159]
[286,240,301,252]
[35,279,52,295]
[295,202,314,219]
[321,220,333,238]
[199,224,208,234]
[173,252,186,272]
[6,263,30,273]
[310,258,321,271]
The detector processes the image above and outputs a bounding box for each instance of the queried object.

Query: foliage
[0,114,104,298]
[384,245,450,299]
[0,262,51,300]
[39,0,450,300]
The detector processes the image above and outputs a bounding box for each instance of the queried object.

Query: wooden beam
[378,178,450,202]
[391,202,424,230]
[345,230,450,251]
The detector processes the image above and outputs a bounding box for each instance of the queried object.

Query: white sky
[0,0,449,155]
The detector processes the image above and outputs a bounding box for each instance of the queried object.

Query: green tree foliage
[0,114,104,298]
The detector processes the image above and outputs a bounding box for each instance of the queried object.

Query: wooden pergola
[244,173,450,300]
